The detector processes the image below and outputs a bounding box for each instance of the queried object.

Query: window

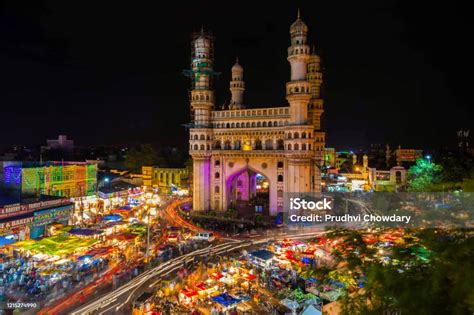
[215,160,220,166]
[215,172,220,179]
[265,139,273,150]
[277,139,284,150]
[194,135,198,140]
[200,144,205,150]
[277,161,284,168]
[200,135,205,140]
[294,132,299,138]
[194,144,198,150]
[287,144,292,150]
[278,175,283,182]
[294,143,299,150]
[302,132,306,139]
[288,133,292,139]
[215,186,220,193]
[302,144,306,150]
[255,139,262,150]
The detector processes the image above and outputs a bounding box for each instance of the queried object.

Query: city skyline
[1,1,472,150]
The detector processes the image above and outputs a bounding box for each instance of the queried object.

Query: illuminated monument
[187,11,325,215]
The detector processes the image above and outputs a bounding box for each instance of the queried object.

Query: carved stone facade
[188,12,325,215]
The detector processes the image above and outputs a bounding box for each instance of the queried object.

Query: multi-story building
[187,11,325,215]
[0,161,97,199]
[142,166,190,190]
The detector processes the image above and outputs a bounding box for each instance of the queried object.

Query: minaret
[188,28,215,211]
[229,58,245,109]
[285,10,314,194]
[190,29,214,127]
[307,46,324,130]
[286,8,311,124]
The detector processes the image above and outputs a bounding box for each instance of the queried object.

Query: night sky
[1,1,472,150]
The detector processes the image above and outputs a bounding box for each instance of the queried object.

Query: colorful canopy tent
[111,206,133,217]
[300,304,322,315]
[319,289,345,302]
[242,274,257,281]
[211,293,241,307]
[0,236,17,246]
[180,287,198,298]
[128,223,146,235]
[77,255,93,261]
[195,282,207,291]
[15,234,98,256]
[69,227,104,236]
[280,298,300,310]
[85,246,114,257]
[210,272,224,280]
[101,214,123,222]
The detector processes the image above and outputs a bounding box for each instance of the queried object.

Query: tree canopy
[407,158,443,192]
[124,144,159,171]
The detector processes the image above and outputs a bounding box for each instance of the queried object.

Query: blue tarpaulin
[77,255,93,261]
[211,293,241,307]
[0,236,17,246]
[249,249,274,261]
[69,228,104,236]
[101,214,123,221]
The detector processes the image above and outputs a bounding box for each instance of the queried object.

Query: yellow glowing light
[242,141,252,151]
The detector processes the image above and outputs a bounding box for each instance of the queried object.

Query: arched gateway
[187,12,326,216]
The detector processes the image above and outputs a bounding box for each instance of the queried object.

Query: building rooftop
[0,194,67,207]
[249,249,274,261]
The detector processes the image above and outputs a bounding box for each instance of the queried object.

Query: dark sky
[1,1,472,150]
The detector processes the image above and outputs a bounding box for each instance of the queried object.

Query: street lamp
[425,155,432,162]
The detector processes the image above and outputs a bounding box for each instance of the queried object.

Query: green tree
[341,230,474,315]
[407,158,443,192]
[124,144,159,171]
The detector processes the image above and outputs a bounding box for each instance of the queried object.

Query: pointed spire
[236,56,239,64]
[312,45,316,54]
[297,8,301,19]
[200,25,204,35]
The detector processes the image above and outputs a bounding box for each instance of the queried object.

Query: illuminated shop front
[29,204,74,239]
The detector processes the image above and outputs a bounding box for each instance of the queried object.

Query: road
[67,195,373,314]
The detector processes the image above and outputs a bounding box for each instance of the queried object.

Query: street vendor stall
[211,293,241,312]
[15,234,98,256]
[179,287,199,306]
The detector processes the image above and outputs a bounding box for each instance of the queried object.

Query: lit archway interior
[227,168,269,215]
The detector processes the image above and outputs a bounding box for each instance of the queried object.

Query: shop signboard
[0,198,71,219]
[0,216,34,236]
[32,205,73,227]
